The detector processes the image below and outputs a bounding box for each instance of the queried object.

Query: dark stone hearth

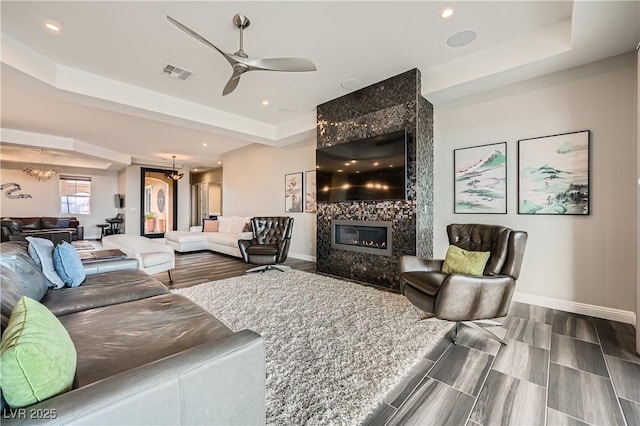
[316,69,433,290]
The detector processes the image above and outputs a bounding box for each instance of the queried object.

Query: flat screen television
[316,130,407,202]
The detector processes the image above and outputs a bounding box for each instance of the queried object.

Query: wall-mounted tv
[316,130,407,202]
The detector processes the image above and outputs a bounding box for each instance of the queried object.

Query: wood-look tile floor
[150,250,639,426]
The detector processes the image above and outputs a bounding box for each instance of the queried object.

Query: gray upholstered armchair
[238,217,294,272]
[400,223,527,344]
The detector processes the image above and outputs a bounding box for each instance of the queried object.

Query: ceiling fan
[167,14,317,96]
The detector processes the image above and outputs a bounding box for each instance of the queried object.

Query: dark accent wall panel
[316,69,433,291]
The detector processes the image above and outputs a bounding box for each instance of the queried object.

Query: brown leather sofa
[1,217,84,242]
[400,223,527,343]
[0,241,265,425]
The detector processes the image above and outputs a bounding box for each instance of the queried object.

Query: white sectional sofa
[165,216,253,258]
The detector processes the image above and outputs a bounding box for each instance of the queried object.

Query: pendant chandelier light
[165,155,184,181]
[23,149,57,181]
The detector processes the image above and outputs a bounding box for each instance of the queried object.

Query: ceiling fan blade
[167,15,237,66]
[222,67,245,96]
[241,57,317,72]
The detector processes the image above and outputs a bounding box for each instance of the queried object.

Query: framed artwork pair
[454,130,590,215]
[285,170,316,213]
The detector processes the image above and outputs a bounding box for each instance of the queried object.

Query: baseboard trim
[512,291,637,326]
[288,252,316,262]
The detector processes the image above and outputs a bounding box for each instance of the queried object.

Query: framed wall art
[518,130,590,215]
[285,172,303,213]
[454,142,507,214]
[304,170,316,213]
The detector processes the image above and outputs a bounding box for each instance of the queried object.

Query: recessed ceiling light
[447,30,477,47]
[262,100,269,106]
[440,8,454,19]
[217,161,222,165]
[193,168,199,172]
[44,22,61,32]
[202,143,207,146]
[340,79,361,90]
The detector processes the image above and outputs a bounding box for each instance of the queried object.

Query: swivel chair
[239,217,294,272]
[400,223,527,344]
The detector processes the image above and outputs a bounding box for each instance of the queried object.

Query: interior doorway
[140,168,178,238]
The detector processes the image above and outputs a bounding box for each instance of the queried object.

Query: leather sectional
[0,217,84,243]
[0,241,265,425]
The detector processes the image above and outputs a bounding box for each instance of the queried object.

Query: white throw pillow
[230,216,250,234]
[25,237,65,289]
[217,217,232,234]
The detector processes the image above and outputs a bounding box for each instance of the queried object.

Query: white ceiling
[1,1,638,171]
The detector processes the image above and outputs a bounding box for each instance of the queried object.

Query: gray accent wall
[316,69,433,290]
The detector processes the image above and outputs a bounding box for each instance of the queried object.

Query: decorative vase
[145,218,155,233]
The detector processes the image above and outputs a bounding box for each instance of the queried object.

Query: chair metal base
[453,320,507,345]
[245,264,291,273]
[168,269,174,282]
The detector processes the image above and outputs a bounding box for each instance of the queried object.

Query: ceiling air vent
[163,64,192,80]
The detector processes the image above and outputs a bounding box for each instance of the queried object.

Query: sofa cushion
[141,251,174,268]
[0,244,48,302]
[0,296,77,408]
[17,218,41,230]
[230,216,250,234]
[203,219,219,232]
[41,269,170,317]
[56,218,71,228]
[25,237,65,289]
[217,216,232,234]
[59,293,232,387]
[41,217,58,229]
[53,241,86,287]
[205,232,241,248]
[166,231,207,244]
[1,266,23,333]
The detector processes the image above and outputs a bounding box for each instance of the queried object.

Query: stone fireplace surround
[316,69,433,291]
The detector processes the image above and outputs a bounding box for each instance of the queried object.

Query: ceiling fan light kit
[167,14,316,96]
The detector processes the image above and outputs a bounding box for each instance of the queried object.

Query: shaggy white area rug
[172,270,452,425]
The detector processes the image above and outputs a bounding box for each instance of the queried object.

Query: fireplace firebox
[331,220,393,256]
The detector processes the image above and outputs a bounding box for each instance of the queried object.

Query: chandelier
[23,150,57,181]
[165,155,184,181]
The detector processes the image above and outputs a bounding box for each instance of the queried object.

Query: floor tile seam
[597,331,634,426]
[549,359,611,381]
[548,407,596,426]
[551,331,600,346]
[461,343,501,426]
[489,345,550,388]
[603,353,640,366]
[619,396,640,408]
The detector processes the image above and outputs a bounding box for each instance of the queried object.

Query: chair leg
[461,321,508,345]
[246,264,291,273]
[167,269,174,282]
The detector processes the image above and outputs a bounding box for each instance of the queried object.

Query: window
[60,176,91,215]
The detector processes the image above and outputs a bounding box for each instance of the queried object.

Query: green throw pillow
[0,296,77,408]
[441,245,491,276]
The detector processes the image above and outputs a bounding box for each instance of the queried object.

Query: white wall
[0,163,119,239]
[434,53,637,319]
[222,138,316,261]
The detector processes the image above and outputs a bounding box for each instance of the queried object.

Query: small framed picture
[285,172,303,213]
[518,130,590,215]
[304,170,316,213]
[454,142,507,214]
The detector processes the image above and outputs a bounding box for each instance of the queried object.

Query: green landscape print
[455,142,506,213]
[518,131,589,215]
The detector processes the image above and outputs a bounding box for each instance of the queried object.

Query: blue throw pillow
[53,242,86,288]
[25,237,65,289]
[56,218,71,228]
